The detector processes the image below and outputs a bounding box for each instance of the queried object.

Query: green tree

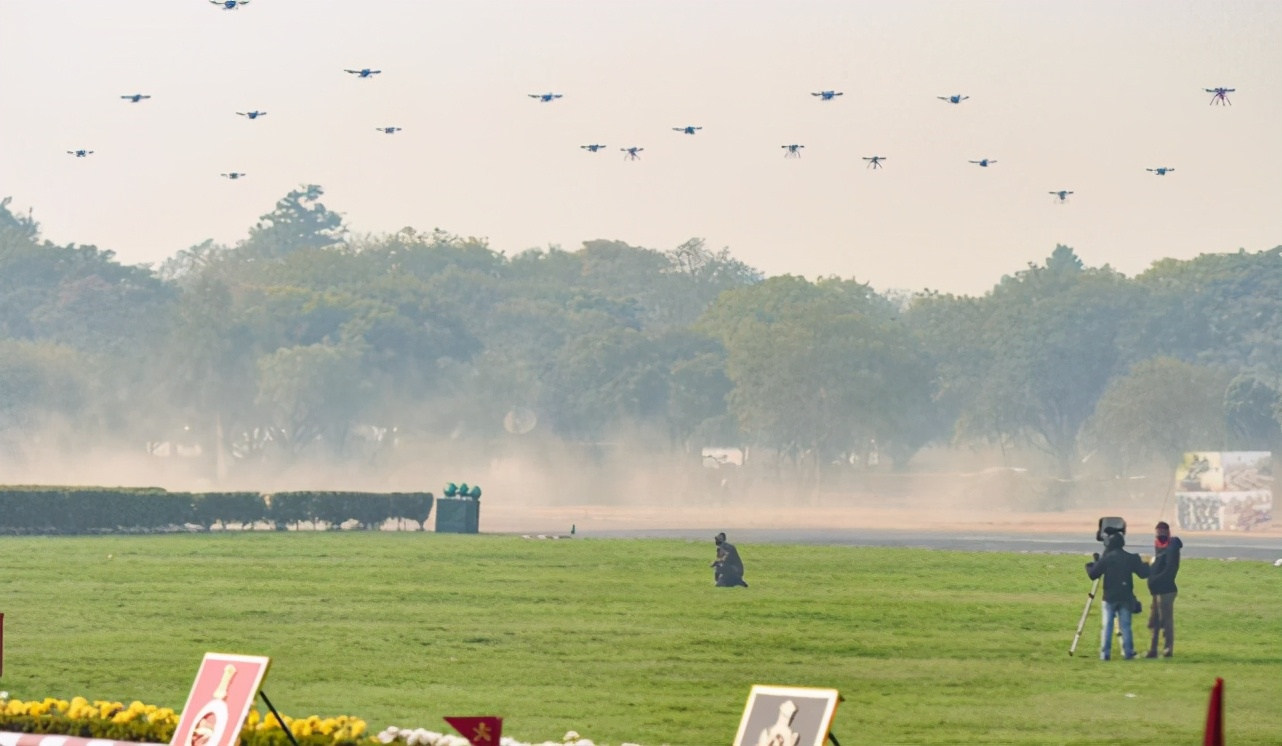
[1223,375,1282,452]
[540,327,670,441]
[701,276,936,473]
[253,342,369,458]
[1086,357,1230,474]
[0,339,92,434]
[0,196,39,245]
[963,246,1137,478]
[238,185,346,261]
[154,275,260,477]
[1132,247,1282,371]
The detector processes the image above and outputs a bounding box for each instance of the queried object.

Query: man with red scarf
[1145,521,1182,657]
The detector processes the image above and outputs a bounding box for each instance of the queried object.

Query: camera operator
[1085,529,1150,660]
[711,532,748,587]
[1145,521,1182,658]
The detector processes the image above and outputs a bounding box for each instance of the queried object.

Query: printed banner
[732,685,841,746]
[1174,452,1273,531]
[171,653,271,746]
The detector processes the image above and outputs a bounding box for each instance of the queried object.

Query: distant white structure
[702,447,744,468]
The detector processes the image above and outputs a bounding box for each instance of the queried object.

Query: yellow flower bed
[0,694,368,744]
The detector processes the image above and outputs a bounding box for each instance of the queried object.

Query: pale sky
[2,0,1279,296]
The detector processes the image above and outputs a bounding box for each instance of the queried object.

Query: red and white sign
[0,734,165,746]
[170,653,271,746]
[443,716,502,746]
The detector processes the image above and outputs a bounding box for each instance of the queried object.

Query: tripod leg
[1069,576,1101,656]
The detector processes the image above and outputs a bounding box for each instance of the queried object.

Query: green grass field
[1,533,1278,745]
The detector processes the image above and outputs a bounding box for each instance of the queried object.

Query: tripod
[1069,576,1101,656]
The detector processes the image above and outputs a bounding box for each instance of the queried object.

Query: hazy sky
[2,0,1279,295]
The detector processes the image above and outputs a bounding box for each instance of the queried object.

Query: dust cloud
[0,423,1185,536]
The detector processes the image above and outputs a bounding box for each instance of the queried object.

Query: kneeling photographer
[1085,529,1150,660]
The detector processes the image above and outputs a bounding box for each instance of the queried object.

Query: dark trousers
[715,567,747,587]
[1147,591,1176,656]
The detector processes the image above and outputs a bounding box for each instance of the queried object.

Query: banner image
[1174,452,1272,531]
[732,685,841,746]
[170,653,271,746]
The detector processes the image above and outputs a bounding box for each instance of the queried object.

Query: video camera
[1095,516,1126,543]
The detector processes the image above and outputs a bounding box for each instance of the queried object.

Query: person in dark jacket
[1145,521,1182,658]
[1086,531,1150,660]
[711,532,748,587]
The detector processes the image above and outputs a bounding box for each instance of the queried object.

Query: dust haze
[0,418,1172,535]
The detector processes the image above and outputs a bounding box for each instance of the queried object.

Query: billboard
[1174,451,1273,531]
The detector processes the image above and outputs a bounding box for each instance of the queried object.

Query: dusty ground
[475,501,1197,535]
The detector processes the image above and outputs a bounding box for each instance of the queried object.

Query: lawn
[0,533,1278,745]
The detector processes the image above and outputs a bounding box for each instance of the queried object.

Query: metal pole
[1069,576,1100,656]
[258,690,300,746]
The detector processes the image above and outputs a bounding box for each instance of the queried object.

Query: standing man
[711,532,748,587]
[1086,530,1150,660]
[1146,521,1182,658]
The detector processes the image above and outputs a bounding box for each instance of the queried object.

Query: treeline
[2,188,1281,484]
[0,486,434,534]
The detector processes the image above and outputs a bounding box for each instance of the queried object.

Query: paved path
[521,526,1281,562]
[482,502,1280,561]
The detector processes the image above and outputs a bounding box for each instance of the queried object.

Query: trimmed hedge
[0,487,433,535]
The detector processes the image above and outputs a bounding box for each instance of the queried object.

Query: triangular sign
[444,716,503,746]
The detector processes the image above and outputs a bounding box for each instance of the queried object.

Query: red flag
[1203,677,1224,746]
[444,716,503,746]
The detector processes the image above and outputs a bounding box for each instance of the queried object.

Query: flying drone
[66,149,94,158]
[237,110,266,119]
[937,94,969,104]
[811,91,843,101]
[210,0,249,8]
[782,144,804,158]
[969,159,996,167]
[344,69,381,78]
[528,93,563,102]
[580,144,607,152]
[221,172,246,179]
[376,126,402,134]
[862,155,886,169]
[1146,167,1174,176]
[1049,190,1073,203]
[673,125,702,135]
[120,94,151,103]
[1205,87,1234,105]
[621,147,644,160]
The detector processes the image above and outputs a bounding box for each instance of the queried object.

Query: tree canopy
[2,191,1280,494]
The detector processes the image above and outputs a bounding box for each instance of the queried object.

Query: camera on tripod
[1095,516,1126,543]
[1070,516,1130,656]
